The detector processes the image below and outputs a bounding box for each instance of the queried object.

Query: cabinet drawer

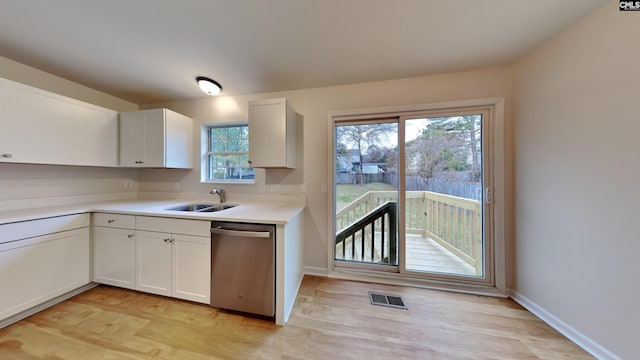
[136,216,210,237]
[93,213,136,229]
[0,213,89,244]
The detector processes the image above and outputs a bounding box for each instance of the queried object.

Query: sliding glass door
[333,106,492,283]
[403,110,487,278]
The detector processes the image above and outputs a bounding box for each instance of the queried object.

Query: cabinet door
[119,111,146,166]
[93,227,136,289]
[119,109,165,167]
[136,230,172,296]
[142,110,166,167]
[248,98,296,168]
[248,99,286,168]
[164,110,193,169]
[0,77,118,167]
[0,228,90,321]
[173,234,211,304]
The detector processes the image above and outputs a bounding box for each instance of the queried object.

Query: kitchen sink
[198,204,237,212]
[166,204,237,212]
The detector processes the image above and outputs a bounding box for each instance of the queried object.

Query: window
[205,123,254,182]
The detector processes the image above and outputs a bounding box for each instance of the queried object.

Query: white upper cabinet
[0,77,118,167]
[119,108,193,168]
[248,98,296,169]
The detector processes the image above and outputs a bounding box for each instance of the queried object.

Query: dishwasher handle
[210,227,272,238]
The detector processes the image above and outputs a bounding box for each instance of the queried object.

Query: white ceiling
[0,0,608,104]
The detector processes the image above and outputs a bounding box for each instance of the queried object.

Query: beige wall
[513,1,636,358]
[0,56,139,204]
[141,67,513,274]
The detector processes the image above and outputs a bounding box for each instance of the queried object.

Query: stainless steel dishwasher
[210,221,275,317]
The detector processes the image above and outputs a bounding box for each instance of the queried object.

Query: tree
[406,115,481,179]
[364,144,395,164]
[336,123,396,185]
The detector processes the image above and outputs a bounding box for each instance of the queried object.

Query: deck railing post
[389,202,397,264]
[473,203,482,276]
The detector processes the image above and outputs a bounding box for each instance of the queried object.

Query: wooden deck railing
[335,201,397,264]
[336,191,482,275]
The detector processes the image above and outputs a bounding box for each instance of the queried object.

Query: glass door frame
[328,98,506,291]
[398,107,494,286]
[332,117,401,274]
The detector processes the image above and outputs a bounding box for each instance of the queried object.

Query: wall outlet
[124,179,134,189]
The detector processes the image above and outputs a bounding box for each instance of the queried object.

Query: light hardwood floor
[0,276,592,359]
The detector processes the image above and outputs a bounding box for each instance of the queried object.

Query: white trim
[327,114,336,273]
[200,122,253,184]
[327,97,507,292]
[511,291,621,360]
[304,266,329,277]
[491,99,507,291]
[329,97,506,119]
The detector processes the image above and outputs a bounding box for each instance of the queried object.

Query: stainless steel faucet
[210,188,226,203]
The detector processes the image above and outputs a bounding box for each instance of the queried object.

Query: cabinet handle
[107,219,115,223]
[2,153,12,158]
[164,238,171,243]
[247,160,252,164]
[128,234,134,239]
[135,160,144,164]
[170,238,175,244]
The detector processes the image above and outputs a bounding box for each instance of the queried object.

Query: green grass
[335,182,396,210]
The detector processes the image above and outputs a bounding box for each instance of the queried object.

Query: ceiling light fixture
[196,76,222,96]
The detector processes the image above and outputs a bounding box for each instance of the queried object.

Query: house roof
[0,0,608,104]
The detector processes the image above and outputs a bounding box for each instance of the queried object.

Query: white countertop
[0,198,305,225]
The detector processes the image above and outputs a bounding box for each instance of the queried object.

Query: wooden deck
[405,234,476,276]
[336,233,477,276]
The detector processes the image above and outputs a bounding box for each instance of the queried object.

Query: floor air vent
[368,291,408,310]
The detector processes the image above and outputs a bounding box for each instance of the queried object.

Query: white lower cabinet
[172,233,211,303]
[92,214,211,304]
[136,230,172,296]
[92,213,136,290]
[136,230,211,304]
[93,227,136,290]
[0,214,90,322]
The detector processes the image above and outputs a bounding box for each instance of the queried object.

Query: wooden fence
[336,173,481,201]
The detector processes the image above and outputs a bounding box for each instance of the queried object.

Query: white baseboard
[304,266,329,277]
[511,291,620,360]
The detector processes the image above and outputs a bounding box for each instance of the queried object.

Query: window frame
[202,122,254,184]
